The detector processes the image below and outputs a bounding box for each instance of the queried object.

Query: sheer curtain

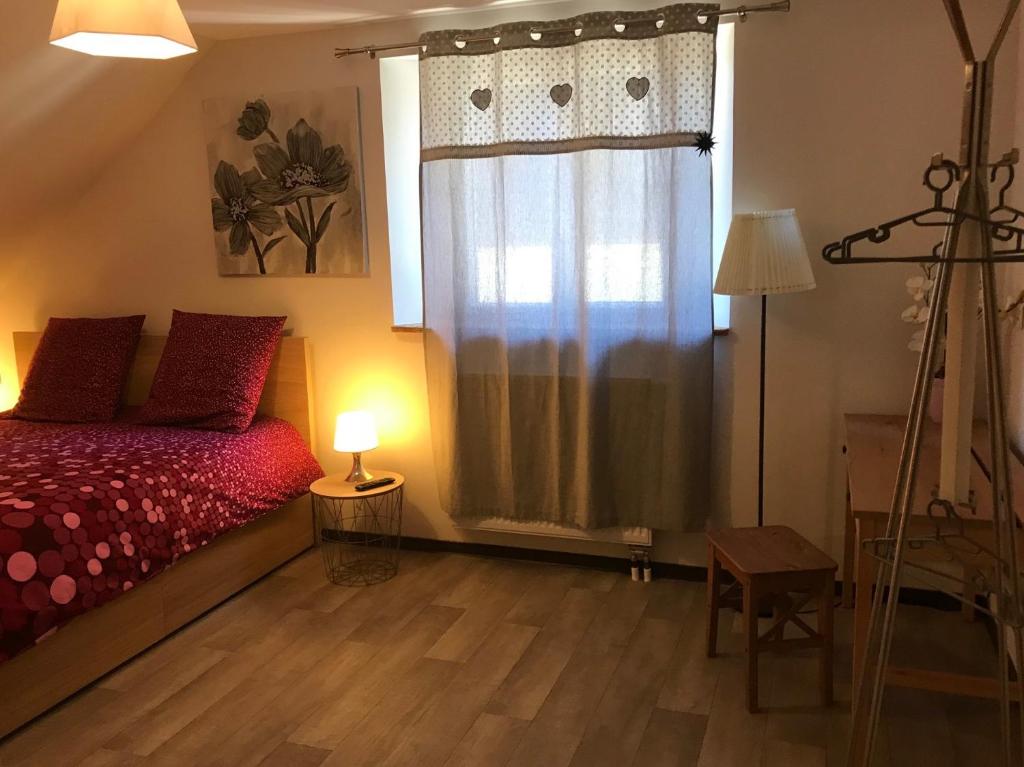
[420,5,716,531]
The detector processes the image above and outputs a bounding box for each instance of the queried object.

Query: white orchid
[903,264,940,354]
[906,275,934,303]
[901,304,930,324]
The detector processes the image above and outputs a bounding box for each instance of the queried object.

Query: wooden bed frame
[0,333,318,738]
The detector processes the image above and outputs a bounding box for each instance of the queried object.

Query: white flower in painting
[906,275,934,302]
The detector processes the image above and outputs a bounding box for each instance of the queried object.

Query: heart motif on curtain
[549,83,573,107]
[625,76,651,101]
[470,88,492,111]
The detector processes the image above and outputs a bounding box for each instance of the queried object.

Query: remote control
[355,477,396,492]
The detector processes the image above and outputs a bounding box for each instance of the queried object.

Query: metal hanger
[984,151,1024,258]
[823,153,1024,264]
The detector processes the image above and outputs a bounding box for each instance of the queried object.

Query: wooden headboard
[12,333,317,448]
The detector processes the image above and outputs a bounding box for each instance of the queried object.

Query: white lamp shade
[334,411,379,454]
[50,0,198,60]
[714,209,816,296]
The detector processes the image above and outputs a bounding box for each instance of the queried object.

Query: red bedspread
[0,416,323,663]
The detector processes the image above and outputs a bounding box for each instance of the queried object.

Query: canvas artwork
[203,87,367,276]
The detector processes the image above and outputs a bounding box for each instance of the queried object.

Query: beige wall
[729,0,1017,558]
[0,0,1018,566]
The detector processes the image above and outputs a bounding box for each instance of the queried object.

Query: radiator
[455,517,652,547]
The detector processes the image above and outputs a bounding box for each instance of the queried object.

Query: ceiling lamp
[49,0,198,60]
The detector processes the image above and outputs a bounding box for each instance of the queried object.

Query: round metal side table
[310,471,405,586]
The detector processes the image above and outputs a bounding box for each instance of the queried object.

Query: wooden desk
[843,413,1024,701]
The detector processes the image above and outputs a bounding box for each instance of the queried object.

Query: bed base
[0,494,313,739]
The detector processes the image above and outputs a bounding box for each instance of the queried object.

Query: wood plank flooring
[0,548,1003,767]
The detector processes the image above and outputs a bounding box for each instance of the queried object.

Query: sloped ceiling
[1,2,200,233]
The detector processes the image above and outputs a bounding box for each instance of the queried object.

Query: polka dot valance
[418,4,718,161]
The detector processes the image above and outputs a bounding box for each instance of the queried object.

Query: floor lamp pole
[717,209,814,528]
[758,293,767,527]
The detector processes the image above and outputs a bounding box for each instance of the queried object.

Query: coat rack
[823,1,1024,764]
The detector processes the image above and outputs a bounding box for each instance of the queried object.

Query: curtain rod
[334,0,789,59]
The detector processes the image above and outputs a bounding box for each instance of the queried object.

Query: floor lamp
[714,209,816,526]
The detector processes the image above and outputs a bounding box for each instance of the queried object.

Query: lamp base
[345,452,373,483]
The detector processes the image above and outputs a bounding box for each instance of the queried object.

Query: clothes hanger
[825,0,1024,267]
[823,154,1024,264]
[984,152,1024,258]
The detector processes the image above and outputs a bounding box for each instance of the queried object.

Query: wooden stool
[706,525,837,713]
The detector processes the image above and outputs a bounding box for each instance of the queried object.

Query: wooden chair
[706,525,837,713]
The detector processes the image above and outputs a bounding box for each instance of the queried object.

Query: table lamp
[713,209,816,526]
[334,410,379,483]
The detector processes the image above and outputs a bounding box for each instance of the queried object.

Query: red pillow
[13,315,145,423]
[136,310,286,432]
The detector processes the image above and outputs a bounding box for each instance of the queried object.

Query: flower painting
[203,87,366,276]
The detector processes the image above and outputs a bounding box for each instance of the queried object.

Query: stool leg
[706,543,721,658]
[820,574,834,707]
[743,579,759,713]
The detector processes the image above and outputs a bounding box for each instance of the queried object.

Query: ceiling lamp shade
[714,209,816,296]
[49,0,198,60]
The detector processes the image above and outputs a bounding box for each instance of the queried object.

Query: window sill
[392,323,731,337]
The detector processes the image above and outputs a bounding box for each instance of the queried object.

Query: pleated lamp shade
[714,209,816,296]
[50,0,198,60]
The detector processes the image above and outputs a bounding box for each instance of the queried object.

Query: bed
[0,332,320,737]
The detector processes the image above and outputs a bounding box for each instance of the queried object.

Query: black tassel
[694,131,716,157]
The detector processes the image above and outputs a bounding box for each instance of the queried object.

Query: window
[584,243,664,304]
[475,243,664,305]
[476,246,553,304]
[380,22,734,327]
[380,54,423,327]
[711,22,734,328]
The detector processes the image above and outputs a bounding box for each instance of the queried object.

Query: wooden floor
[0,548,1004,767]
